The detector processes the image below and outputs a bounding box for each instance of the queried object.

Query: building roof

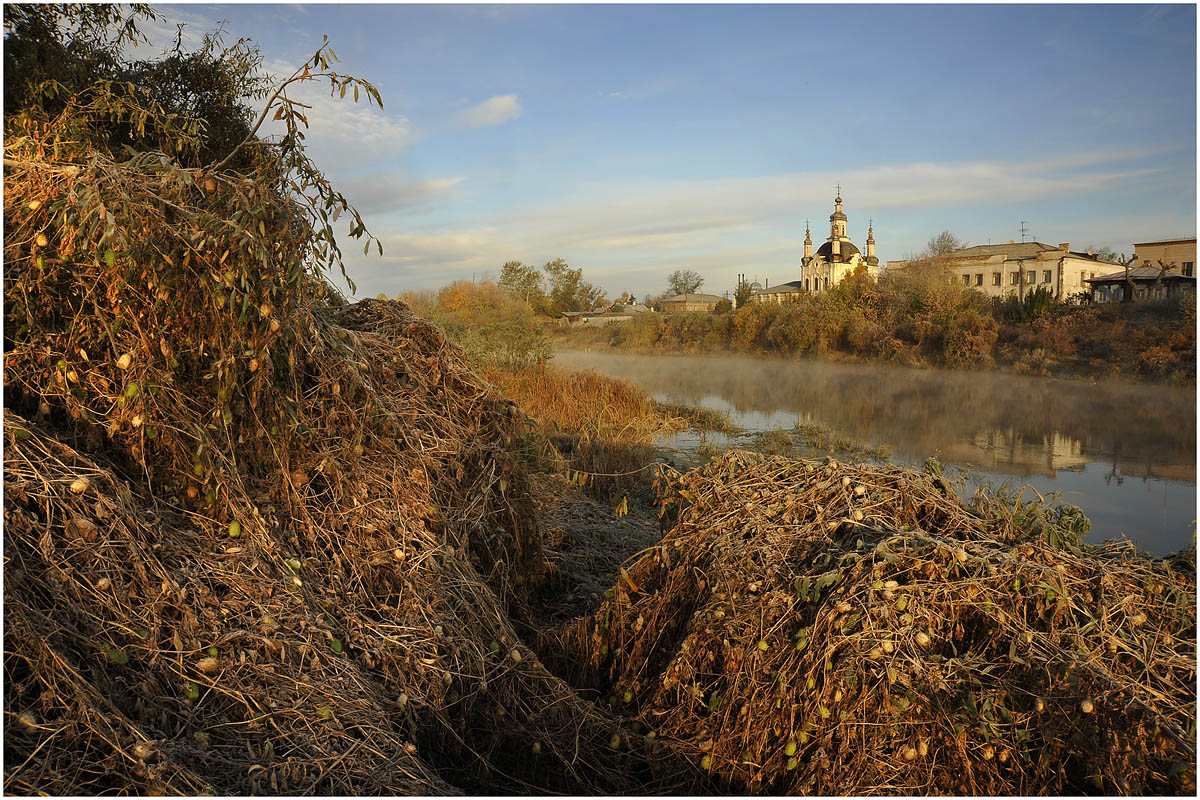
[661,293,725,303]
[944,242,1110,262]
[1085,266,1196,284]
[1133,238,1197,247]
[815,240,861,261]
[946,242,1059,259]
[754,281,805,295]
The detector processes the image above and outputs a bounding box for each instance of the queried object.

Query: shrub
[938,309,998,368]
[730,302,779,352]
[998,286,1058,323]
[428,281,552,369]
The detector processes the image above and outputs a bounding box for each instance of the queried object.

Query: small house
[1084,266,1196,303]
[658,293,724,313]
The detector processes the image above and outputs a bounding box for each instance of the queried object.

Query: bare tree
[667,269,704,296]
[924,230,964,258]
[1084,245,1124,264]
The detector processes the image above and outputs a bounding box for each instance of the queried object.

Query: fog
[557,350,1197,554]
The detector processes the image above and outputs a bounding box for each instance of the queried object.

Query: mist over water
[557,350,1197,555]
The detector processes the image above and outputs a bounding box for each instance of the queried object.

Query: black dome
[815,240,860,261]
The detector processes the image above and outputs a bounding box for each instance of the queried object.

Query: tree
[543,258,605,313]
[1084,246,1124,265]
[667,269,704,296]
[498,260,549,312]
[925,230,964,258]
[734,275,753,308]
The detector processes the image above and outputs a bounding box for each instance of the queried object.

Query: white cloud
[258,59,415,172]
[457,94,522,128]
[327,148,1191,299]
[335,173,465,216]
[122,7,211,57]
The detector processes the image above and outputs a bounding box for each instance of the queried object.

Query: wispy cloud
[122,5,212,58]
[335,173,465,216]
[258,59,415,172]
[598,74,681,103]
[336,147,1186,297]
[457,94,522,128]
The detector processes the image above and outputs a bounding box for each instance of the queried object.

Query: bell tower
[829,186,848,242]
[867,218,876,260]
[804,221,812,260]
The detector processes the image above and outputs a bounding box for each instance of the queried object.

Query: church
[801,190,880,293]
[746,190,881,304]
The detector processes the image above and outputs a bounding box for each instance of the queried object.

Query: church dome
[829,211,847,221]
[816,240,860,261]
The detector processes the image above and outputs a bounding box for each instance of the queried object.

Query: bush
[938,309,998,368]
[428,281,552,369]
[997,286,1058,323]
[730,302,779,352]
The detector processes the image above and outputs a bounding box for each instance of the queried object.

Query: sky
[134,3,1197,300]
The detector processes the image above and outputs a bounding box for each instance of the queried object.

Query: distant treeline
[553,263,1196,384]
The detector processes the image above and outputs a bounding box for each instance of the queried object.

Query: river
[556,350,1197,555]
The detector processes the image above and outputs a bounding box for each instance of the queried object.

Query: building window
[1043,270,1052,283]
[993,272,1001,286]
[1010,272,1020,286]
[1026,271,1035,283]
[1081,271,1086,285]
[962,274,971,286]
[1184,262,1194,277]
[975,273,983,286]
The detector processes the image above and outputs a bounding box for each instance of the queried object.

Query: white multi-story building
[893,241,1114,300]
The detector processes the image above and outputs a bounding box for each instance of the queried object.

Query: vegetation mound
[548,452,1197,795]
[3,293,710,794]
[2,10,699,792]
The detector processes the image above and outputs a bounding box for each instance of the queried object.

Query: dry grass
[483,364,686,502]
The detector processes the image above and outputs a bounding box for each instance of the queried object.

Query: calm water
[557,350,1197,555]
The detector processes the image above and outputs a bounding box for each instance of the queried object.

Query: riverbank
[550,297,1196,387]
[550,349,1197,554]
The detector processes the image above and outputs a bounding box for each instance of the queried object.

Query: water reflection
[557,350,1197,554]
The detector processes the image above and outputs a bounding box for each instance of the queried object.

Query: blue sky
[140,3,1196,300]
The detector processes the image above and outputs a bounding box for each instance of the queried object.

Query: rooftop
[662,293,725,303]
[944,242,1109,262]
[1086,266,1196,284]
[1133,238,1197,247]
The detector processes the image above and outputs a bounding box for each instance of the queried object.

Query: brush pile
[552,451,1197,795]
[3,298,704,794]
[2,89,703,796]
